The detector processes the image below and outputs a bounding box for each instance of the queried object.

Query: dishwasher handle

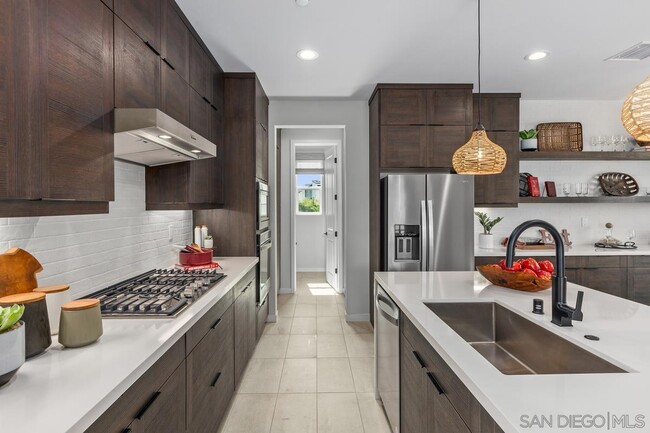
[376,288,399,326]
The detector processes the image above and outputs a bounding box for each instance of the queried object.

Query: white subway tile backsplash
[0,161,192,299]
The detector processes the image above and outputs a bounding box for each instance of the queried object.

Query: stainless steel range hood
[114,108,216,166]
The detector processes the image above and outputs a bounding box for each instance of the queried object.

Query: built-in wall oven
[257,229,271,304]
[257,181,270,232]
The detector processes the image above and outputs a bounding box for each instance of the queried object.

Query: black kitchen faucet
[506,220,584,327]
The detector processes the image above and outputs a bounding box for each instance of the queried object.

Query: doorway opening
[276,127,344,298]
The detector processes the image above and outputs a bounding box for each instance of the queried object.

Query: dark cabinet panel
[212,65,225,111]
[380,89,427,125]
[101,0,113,10]
[255,78,269,130]
[427,89,472,126]
[114,0,161,53]
[380,126,427,168]
[256,122,269,182]
[629,268,650,306]
[234,279,256,387]
[132,360,186,433]
[427,126,471,169]
[115,17,161,109]
[188,158,220,205]
[187,305,234,433]
[41,0,114,202]
[190,88,210,139]
[400,336,428,433]
[474,131,519,207]
[161,0,189,82]
[474,95,519,132]
[579,267,628,299]
[428,382,471,433]
[161,62,189,126]
[145,162,189,206]
[189,37,211,100]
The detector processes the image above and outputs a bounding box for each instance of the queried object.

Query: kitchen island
[0,257,258,433]
[376,271,650,433]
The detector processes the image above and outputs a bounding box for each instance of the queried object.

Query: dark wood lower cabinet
[187,305,234,433]
[401,315,504,433]
[234,273,257,387]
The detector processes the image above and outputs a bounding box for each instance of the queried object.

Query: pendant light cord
[477,0,483,129]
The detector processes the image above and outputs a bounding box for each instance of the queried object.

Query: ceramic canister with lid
[59,299,103,348]
[0,292,51,358]
[34,285,70,335]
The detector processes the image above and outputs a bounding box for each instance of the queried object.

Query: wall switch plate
[581,217,589,228]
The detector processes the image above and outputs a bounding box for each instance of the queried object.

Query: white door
[324,147,338,290]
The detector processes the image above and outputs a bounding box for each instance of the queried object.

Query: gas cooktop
[87,268,226,317]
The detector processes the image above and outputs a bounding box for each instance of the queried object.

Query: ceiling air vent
[605,42,650,61]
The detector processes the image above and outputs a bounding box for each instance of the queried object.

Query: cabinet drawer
[234,269,256,298]
[186,288,234,354]
[85,337,185,433]
[582,256,626,269]
[629,268,650,306]
[631,256,650,268]
[187,304,235,433]
[401,315,472,428]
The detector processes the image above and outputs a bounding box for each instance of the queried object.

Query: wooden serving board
[516,244,555,250]
[0,248,44,298]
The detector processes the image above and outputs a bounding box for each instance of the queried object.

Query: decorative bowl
[477,265,552,292]
[179,249,213,266]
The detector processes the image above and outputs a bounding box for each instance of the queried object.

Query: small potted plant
[475,212,503,249]
[519,129,538,151]
[0,304,26,387]
[204,235,214,250]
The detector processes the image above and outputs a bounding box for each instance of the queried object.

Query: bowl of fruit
[477,257,554,292]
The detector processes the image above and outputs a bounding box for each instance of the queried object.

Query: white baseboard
[278,287,294,294]
[296,267,326,272]
[345,313,371,322]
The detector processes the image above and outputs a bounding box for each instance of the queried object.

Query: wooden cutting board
[0,248,44,298]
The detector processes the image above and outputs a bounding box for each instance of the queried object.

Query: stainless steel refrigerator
[381,174,475,272]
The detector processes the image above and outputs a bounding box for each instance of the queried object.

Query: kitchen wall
[0,161,193,298]
[269,100,370,320]
[296,215,326,272]
[476,99,650,249]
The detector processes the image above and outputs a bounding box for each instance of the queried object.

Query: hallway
[220,272,390,433]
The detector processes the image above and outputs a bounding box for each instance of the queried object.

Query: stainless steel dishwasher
[375,284,400,433]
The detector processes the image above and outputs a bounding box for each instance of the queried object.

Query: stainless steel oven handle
[260,240,272,250]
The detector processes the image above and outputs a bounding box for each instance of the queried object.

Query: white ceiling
[177,0,650,100]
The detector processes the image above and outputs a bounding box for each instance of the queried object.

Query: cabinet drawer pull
[144,40,160,56]
[162,57,175,70]
[202,96,212,105]
[412,351,426,369]
[136,392,161,420]
[211,318,222,330]
[210,104,219,112]
[426,372,445,395]
[210,371,222,387]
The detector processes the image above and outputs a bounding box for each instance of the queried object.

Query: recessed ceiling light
[159,134,172,139]
[297,49,319,61]
[525,51,549,61]
[191,150,201,153]
[295,0,310,6]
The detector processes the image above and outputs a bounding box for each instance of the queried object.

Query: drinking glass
[620,135,630,152]
[591,136,600,152]
[598,135,607,152]
[628,230,636,243]
[575,183,583,196]
[611,135,620,151]
[562,183,571,197]
[582,183,589,197]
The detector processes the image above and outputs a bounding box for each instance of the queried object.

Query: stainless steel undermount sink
[425,302,627,375]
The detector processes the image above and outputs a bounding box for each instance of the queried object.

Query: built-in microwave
[257,181,270,232]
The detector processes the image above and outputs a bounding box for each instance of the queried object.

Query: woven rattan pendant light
[622,76,650,145]
[452,0,507,175]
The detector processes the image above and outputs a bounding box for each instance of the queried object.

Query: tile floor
[221,272,391,433]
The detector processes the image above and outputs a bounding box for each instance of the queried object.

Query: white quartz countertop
[475,244,650,257]
[0,257,258,433]
[375,271,650,433]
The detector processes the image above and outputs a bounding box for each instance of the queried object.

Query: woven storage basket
[536,122,583,152]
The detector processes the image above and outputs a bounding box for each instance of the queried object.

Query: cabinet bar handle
[210,104,219,112]
[135,392,161,420]
[412,351,426,369]
[162,57,175,70]
[210,371,222,387]
[426,372,445,395]
[211,318,222,329]
[202,96,212,105]
[122,429,132,433]
[144,40,160,56]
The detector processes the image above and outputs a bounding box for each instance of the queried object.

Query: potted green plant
[204,235,214,249]
[475,212,503,249]
[0,304,26,387]
[519,129,538,151]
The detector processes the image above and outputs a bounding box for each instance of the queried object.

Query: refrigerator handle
[427,200,434,271]
[420,200,427,271]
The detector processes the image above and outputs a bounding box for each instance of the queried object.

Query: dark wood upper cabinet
[114,0,161,54]
[472,94,520,207]
[427,88,473,126]
[42,0,115,202]
[190,88,211,139]
[427,126,471,169]
[380,126,427,168]
[380,89,427,125]
[161,0,189,82]
[115,17,161,109]
[190,37,211,101]
[161,62,189,126]
[256,122,269,182]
